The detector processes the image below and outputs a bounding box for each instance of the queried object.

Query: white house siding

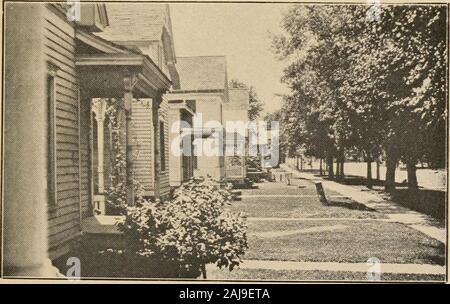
[167,93,226,181]
[79,95,92,219]
[196,96,223,124]
[44,5,82,259]
[131,99,155,196]
[195,96,225,180]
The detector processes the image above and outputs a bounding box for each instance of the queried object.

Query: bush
[246,156,262,171]
[118,178,248,278]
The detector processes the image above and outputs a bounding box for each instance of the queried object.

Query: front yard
[206,268,445,281]
[246,220,444,265]
[229,193,387,219]
[213,178,446,281]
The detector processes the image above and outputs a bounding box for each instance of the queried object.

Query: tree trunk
[366,159,372,189]
[336,160,341,178]
[296,156,299,169]
[376,159,380,180]
[385,156,397,192]
[319,158,323,175]
[300,157,304,171]
[337,150,345,180]
[406,162,418,192]
[327,156,334,179]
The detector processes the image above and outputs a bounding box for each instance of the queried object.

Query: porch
[75,39,172,244]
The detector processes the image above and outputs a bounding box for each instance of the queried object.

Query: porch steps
[81,216,125,251]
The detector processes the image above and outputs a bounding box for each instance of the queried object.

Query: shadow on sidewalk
[390,189,446,221]
[327,199,377,212]
[313,173,445,222]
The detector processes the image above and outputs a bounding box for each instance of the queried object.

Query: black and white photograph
[1,0,448,284]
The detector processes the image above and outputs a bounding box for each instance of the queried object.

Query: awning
[76,53,171,98]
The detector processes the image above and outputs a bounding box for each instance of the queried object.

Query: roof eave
[75,53,172,94]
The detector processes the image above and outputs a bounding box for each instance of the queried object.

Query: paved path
[281,164,447,244]
[240,194,347,198]
[248,217,391,222]
[216,171,446,281]
[207,260,445,275]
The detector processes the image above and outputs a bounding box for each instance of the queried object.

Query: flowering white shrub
[118,178,248,277]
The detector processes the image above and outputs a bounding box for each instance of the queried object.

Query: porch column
[124,76,135,205]
[153,94,163,202]
[4,4,60,276]
[92,99,106,194]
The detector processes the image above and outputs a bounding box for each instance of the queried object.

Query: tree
[273,4,447,192]
[361,5,447,191]
[229,79,264,121]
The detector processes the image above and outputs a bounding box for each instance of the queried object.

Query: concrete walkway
[207,260,445,275]
[240,194,347,198]
[281,164,447,244]
[248,217,391,222]
[217,170,446,281]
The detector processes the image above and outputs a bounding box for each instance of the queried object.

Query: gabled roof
[175,56,228,92]
[96,3,172,42]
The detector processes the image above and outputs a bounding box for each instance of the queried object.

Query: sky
[170,3,293,115]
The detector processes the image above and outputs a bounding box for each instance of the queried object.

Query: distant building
[168,99,196,187]
[223,88,250,181]
[167,56,229,180]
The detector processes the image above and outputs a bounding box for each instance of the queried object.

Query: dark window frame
[160,120,166,172]
[47,68,58,210]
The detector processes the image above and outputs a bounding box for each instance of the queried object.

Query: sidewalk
[217,175,445,281]
[207,260,445,275]
[281,163,446,244]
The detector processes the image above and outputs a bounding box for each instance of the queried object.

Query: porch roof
[75,53,172,98]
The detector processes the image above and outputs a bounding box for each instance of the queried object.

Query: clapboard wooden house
[167,56,229,180]
[4,2,176,275]
[95,3,177,201]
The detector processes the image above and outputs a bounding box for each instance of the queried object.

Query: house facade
[3,2,249,277]
[3,2,176,275]
[168,100,196,187]
[95,3,178,201]
[167,56,229,180]
[223,88,250,181]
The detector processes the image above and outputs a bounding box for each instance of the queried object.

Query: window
[160,120,166,172]
[47,74,57,208]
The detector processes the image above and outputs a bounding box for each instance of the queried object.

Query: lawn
[243,220,445,265]
[206,268,445,282]
[241,180,319,195]
[228,195,387,219]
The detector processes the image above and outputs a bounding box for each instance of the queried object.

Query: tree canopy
[273,4,447,190]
